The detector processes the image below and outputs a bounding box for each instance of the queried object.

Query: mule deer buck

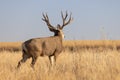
[17,12,72,69]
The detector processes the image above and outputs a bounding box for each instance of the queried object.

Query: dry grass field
[0,40,120,80]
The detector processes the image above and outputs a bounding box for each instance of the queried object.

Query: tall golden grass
[0,40,120,80]
[0,42,21,52]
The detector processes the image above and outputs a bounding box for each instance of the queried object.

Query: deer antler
[42,13,56,32]
[61,11,73,29]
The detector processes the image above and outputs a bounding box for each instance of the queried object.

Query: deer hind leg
[17,54,30,68]
[31,56,38,69]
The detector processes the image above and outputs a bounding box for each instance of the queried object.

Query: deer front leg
[49,55,55,66]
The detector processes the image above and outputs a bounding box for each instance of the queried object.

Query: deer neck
[54,32,64,43]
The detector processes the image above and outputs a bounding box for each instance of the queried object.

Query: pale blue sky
[0,0,120,42]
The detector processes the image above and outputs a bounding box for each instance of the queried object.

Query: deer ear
[57,24,62,30]
[48,27,57,32]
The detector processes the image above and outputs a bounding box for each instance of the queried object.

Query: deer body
[23,36,63,57]
[17,12,72,69]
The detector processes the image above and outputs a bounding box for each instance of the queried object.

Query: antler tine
[61,11,68,23]
[61,11,72,29]
[67,12,72,23]
[42,13,56,32]
[45,13,49,20]
[61,11,64,20]
[42,13,49,22]
[64,11,68,20]
[42,13,46,21]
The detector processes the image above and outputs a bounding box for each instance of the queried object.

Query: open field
[1,40,120,52]
[0,40,120,80]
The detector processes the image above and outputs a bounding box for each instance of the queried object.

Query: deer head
[42,11,72,39]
